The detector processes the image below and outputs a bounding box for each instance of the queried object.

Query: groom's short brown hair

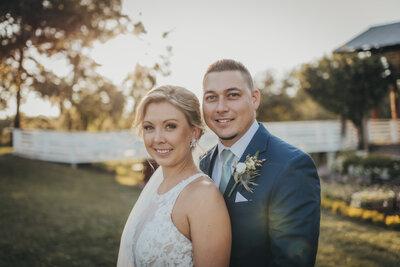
[203,59,254,91]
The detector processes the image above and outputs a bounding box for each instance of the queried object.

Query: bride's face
[142,101,196,168]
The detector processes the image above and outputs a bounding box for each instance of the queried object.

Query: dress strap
[168,172,205,200]
[181,173,205,186]
[157,172,205,199]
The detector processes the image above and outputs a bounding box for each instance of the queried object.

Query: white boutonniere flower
[227,151,266,198]
[235,162,247,174]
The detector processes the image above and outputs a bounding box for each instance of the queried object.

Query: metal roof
[335,21,400,53]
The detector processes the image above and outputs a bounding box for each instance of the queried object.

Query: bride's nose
[154,128,166,143]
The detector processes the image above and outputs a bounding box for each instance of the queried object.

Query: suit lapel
[200,145,218,179]
[223,123,270,199]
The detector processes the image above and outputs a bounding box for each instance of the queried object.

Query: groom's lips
[215,118,234,126]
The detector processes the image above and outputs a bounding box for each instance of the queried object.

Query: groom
[199,59,320,266]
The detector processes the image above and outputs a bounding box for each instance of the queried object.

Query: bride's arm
[187,178,231,267]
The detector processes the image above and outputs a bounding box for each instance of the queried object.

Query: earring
[190,138,196,148]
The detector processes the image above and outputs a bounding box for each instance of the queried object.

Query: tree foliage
[256,70,336,122]
[297,53,391,149]
[256,71,298,122]
[0,0,142,128]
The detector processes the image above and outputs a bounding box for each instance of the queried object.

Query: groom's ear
[252,89,261,110]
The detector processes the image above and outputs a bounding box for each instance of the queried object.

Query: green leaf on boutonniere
[227,151,266,198]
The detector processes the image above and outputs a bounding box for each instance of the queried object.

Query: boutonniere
[227,151,266,198]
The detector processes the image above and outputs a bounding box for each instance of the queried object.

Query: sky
[2,0,400,118]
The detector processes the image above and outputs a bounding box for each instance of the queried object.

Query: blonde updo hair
[134,85,204,139]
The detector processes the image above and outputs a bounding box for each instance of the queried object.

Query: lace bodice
[117,169,204,267]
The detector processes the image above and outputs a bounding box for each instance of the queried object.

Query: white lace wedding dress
[117,167,204,267]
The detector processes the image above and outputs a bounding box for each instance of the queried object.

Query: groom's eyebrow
[204,89,216,94]
[226,87,241,92]
[204,87,241,94]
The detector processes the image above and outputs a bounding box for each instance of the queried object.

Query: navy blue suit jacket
[199,123,320,267]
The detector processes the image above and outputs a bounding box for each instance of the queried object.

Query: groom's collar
[239,122,270,162]
[202,122,270,176]
[217,120,259,160]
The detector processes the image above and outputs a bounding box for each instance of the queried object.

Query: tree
[292,88,337,121]
[256,71,299,122]
[30,52,128,131]
[256,70,336,122]
[297,53,391,149]
[0,0,140,128]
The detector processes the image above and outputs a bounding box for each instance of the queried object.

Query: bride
[117,85,231,267]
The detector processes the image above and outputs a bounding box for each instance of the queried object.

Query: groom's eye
[228,92,240,99]
[205,95,216,102]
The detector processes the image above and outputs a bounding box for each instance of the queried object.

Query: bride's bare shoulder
[184,174,223,201]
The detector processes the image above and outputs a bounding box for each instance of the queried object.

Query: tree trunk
[339,115,347,149]
[14,85,21,129]
[356,125,363,150]
[389,82,399,119]
[14,48,24,129]
[371,108,380,119]
[355,116,369,151]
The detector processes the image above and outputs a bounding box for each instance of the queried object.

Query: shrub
[334,151,400,182]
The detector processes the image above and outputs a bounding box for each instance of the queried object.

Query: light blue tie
[219,149,235,194]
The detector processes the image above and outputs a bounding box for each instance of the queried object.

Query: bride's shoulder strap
[184,172,206,184]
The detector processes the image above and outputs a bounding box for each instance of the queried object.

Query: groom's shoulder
[268,132,312,163]
[199,148,214,164]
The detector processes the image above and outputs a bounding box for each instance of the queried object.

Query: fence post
[12,129,20,155]
[327,151,336,171]
[390,119,399,143]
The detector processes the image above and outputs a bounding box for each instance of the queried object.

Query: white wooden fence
[12,130,149,164]
[368,119,400,144]
[12,119,400,164]
[265,120,358,153]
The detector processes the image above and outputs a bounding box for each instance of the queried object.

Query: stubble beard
[219,134,237,141]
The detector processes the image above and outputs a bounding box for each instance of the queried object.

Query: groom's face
[203,70,260,147]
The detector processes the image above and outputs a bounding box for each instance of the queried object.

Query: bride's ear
[192,127,201,140]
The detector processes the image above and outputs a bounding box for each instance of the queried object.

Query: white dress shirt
[212,120,259,186]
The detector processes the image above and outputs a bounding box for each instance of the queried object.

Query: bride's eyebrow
[163,119,179,123]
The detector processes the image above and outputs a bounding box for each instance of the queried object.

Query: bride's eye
[143,125,154,131]
[166,123,177,130]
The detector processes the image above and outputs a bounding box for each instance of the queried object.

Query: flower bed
[321,196,400,228]
[350,188,400,213]
[321,151,400,228]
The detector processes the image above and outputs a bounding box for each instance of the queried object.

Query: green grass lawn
[0,150,399,266]
[316,211,400,267]
[0,151,141,267]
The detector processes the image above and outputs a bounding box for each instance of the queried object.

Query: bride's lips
[153,148,173,155]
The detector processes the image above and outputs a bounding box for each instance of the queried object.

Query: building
[335,21,400,119]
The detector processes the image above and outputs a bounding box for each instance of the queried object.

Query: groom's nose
[216,98,229,113]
